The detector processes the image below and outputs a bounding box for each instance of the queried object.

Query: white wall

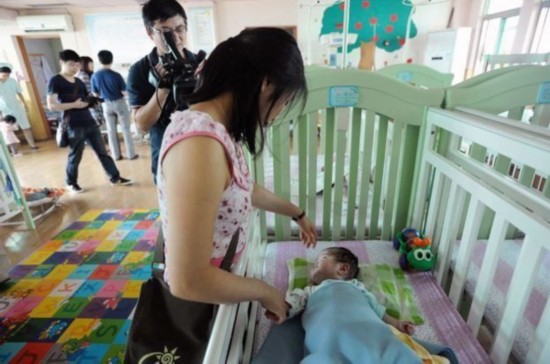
[214,0,298,42]
[298,0,455,69]
[0,0,541,77]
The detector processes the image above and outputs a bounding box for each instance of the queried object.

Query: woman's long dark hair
[187,27,307,156]
[80,56,94,77]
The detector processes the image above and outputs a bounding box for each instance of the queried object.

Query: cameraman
[127,0,199,181]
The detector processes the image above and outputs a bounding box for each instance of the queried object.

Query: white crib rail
[203,211,264,364]
[413,108,550,364]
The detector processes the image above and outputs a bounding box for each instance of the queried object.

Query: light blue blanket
[301,280,422,364]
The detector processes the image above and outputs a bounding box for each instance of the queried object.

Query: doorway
[16,36,63,140]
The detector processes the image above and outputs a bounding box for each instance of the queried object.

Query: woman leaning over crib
[158,28,316,323]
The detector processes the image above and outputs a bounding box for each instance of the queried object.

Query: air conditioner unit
[16,15,74,32]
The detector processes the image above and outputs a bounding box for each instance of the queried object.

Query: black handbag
[124,229,240,364]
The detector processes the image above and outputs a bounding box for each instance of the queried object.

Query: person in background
[0,66,38,150]
[47,49,132,193]
[0,114,21,156]
[76,56,106,128]
[127,0,199,181]
[91,50,138,161]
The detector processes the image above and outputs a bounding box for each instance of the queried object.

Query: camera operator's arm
[47,94,88,112]
[132,87,170,133]
[128,61,172,133]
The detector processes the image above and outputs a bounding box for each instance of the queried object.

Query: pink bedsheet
[451,239,550,362]
[254,240,491,364]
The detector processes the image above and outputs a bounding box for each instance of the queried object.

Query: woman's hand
[297,215,317,248]
[260,286,288,324]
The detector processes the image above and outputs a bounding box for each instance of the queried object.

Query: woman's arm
[252,183,317,247]
[163,137,287,323]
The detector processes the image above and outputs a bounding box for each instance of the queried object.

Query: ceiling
[0,0,217,11]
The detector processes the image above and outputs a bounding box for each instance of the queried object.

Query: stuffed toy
[393,228,436,271]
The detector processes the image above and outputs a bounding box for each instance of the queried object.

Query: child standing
[285,247,422,364]
[1,115,21,156]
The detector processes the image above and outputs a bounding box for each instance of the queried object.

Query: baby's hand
[397,320,415,335]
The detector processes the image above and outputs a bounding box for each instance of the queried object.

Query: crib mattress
[451,239,550,362]
[254,240,491,364]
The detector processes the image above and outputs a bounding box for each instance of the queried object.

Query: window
[473,2,523,74]
[486,0,524,15]
[531,1,550,53]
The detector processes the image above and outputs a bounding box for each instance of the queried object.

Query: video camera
[158,31,206,109]
[84,96,104,108]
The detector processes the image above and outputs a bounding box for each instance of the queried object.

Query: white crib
[202,68,550,364]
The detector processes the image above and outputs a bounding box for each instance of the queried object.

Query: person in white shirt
[0,67,38,149]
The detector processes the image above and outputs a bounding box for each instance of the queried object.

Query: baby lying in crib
[284,247,444,364]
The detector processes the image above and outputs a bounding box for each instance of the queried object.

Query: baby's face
[310,253,340,284]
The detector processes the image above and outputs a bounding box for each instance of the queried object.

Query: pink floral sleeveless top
[157,110,253,277]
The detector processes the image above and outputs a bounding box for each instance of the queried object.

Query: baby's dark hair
[323,247,360,279]
[3,115,16,124]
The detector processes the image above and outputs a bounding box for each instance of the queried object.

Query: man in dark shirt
[127,0,198,181]
[91,50,137,161]
[47,49,132,193]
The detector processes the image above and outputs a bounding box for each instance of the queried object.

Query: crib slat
[466,214,507,336]
[434,182,465,286]
[543,176,550,199]
[518,165,536,188]
[469,144,487,162]
[507,107,524,121]
[369,116,388,238]
[424,170,443,237]
[493,155,512,176]
[322,108,336,240]
[449,196,484,307]
[306,112,318,227]
[297,115,308,213]
[272,121,291,240]
[469,143,494,239]
[394,124,419,234]
[345,108,362,239]
[320,109,326,154]
[357,111,376,239]
[332,128,347,240]
[526,282,550,364]
[491,237,543,363]
[433,178,451,244]
[412,122,438,228]
[382,119,404,239]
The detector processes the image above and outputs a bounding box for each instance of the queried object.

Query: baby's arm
[285,286,313,317]
[382,314,415,335]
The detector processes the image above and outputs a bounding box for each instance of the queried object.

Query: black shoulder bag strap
[152,228,240,280]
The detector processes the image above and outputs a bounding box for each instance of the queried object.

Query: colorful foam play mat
[0,209,159,363]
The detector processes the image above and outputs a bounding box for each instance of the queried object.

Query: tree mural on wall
[320,0,418,53]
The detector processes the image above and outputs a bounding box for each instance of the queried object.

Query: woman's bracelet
[291,210,306,222]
